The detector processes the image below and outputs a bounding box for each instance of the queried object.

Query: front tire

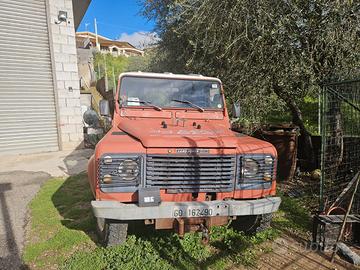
[96,218,128,247]
[231,213,272,234]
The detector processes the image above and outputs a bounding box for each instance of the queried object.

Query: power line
[97,21,154,32]
[80,20,157,41]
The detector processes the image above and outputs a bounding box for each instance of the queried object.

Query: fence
[320,79,360,215]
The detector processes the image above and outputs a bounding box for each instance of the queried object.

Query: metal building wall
[0,0,59,154]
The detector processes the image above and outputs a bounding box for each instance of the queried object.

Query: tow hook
[200,223,209,244]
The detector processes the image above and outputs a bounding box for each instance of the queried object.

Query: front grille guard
[97,154,145,193]
[97,153,276,193]
[237,154,276,190]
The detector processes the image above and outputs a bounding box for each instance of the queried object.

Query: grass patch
[272,191,312,237]
[62,227,279,270]
[24,173,310,269]
[23,173,96,269]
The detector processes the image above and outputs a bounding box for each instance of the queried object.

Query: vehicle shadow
[51,173,255,269]
[126,221,258,270]
[128,224,200,270]
[51,172,98,243]
[52,173,192,268]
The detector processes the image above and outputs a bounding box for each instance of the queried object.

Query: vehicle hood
[118,118,238,148]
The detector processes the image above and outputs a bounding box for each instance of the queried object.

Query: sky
[77,0,157,48]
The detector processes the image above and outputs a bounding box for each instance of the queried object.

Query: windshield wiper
[171,99,205,112]
[123,99,162,111]
[137,100,162,111]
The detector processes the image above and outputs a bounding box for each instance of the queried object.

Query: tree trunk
[273,84,316,168]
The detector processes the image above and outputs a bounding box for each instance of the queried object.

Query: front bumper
[91,197,281,220]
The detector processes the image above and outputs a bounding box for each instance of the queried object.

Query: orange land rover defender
[88,72,281,246]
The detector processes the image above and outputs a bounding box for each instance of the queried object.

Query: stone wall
[47,0,83,150]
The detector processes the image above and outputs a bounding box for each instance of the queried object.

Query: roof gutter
[72,0,92,30]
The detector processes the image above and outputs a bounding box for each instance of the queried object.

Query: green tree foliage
[125,51,155,72]
[94,52,155,90]
[94,52,129,90]
[143,0,360,161]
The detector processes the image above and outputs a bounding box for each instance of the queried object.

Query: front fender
[87,154,96,198]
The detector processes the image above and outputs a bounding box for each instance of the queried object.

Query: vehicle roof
[119,72,222,83]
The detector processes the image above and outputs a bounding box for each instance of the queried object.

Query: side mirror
[99,99,110,116]
[232,102,241,118]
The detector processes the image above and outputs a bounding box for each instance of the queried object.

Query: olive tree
[143,0,360,163]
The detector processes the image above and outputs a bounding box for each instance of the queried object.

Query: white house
[76,31,144,57]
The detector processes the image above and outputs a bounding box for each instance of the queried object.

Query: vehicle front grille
[146,155,236,193]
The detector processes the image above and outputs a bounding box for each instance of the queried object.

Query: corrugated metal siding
[0,0,59,153]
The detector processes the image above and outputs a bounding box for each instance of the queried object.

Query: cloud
[117,31,160,49]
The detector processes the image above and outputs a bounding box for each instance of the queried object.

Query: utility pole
[94,18,100,51]
[103,54,108,91]
[112,67,116,97]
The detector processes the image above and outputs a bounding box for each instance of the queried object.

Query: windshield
[119,76,224,110]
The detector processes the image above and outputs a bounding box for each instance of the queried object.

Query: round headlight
[118,159,139,181]
[243,158,259,178]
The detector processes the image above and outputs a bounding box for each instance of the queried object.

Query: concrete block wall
[48,0,84,150]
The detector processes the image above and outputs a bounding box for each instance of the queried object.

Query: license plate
[173,207,214,218]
